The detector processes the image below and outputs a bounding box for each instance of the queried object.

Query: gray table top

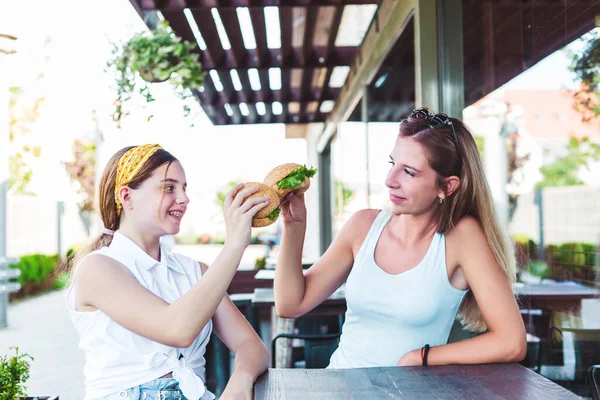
[254,363,580,399]
[513,281,600,299]
[252,287,346,307]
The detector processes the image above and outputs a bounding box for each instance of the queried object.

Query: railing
[0,256,21,329]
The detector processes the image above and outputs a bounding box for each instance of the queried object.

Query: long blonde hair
[399,116,516,332]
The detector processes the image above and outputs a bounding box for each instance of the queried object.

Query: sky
[0,0,589,236]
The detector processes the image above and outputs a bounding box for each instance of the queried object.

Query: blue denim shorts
[99,378,186,400]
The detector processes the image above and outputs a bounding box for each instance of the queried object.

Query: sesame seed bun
[239,182,280,219]
[263,163,310,198]
[252,216,278,228]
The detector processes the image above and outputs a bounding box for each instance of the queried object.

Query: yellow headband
[114,144,162,216]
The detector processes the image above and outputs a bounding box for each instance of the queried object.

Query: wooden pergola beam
[317,0,414,152]
[135,0,377,10]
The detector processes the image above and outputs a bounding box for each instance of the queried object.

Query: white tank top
[329,208,468,368]
[66,231,215,400]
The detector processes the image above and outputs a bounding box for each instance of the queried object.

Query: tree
[536,136,600,189]
[64,139,96,213]
[571,34,600,122]
[8,37,51,195]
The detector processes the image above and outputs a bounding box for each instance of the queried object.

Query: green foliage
[0,347,34,400]
[276,165,318,190]
[570,34,600,123]
[511,234,531,245]
[8,152,34,195]
[528,261,551,277]
[216,180,242,212]
[555,242,589,267]
[580,243,598,266]
[334,180,354,215]
[9,254,58,285]
[53,271,69,290]
[107,21,206,126]
[474,136,484,155]
[211,236,226,245]
[254,256,266,270]
[536,136,600,189]
[572,35,600,93]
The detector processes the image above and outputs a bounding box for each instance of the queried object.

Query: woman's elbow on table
[503,333,527,363]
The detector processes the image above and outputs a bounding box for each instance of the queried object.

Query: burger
[238,182,281,227]
[239,163,317,228]
[263,163,318,199]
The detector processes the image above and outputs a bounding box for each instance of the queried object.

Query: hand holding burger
[237,163,317,228]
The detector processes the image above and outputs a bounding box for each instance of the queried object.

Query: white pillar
[481,102,510,230]
[0,60,8,259]
[0,33,17,259]
[304,123,323,262]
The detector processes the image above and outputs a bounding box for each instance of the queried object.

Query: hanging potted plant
[106,21,206,126]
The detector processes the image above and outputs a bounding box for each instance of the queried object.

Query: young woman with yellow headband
[66,144,270,400]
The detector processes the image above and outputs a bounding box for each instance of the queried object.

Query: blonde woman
[274,108,526,368]
[66,145,269,399]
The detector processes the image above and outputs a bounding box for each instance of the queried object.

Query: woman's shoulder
[338,209,385,244]
[74,252,128,284]
[345,208,382,228]
[446,215,486,245]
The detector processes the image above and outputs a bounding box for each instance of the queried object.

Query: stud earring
[438,197,443,204]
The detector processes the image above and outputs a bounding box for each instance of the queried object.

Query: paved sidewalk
[0,289,85,400]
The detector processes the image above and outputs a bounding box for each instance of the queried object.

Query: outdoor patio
[2,0,600,399]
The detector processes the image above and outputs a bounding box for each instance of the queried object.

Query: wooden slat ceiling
[350,0,600,123]
[131,0,600,125]
[130,0,378,125]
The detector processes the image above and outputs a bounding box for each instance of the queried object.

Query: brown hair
[65,146,177,278]
[399,116,516,332]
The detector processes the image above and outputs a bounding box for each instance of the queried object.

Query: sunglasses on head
[408,107,460,155]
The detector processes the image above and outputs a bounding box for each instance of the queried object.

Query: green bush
[580,243,598,267]
[0,347,33,400]
[557,243,586,266]
[211,236,226,245]
[528,261,551,277]
[53,271,70,290]
[9,254,58,285]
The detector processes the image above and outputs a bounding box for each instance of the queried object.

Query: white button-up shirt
[66,231,215,400]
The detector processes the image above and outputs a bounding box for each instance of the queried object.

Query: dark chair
[520,333,542,372]
[272,333,341,369]
[541,326,600,398]
[589,365,599,399]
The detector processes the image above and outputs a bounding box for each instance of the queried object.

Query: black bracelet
[422,344,430,367]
